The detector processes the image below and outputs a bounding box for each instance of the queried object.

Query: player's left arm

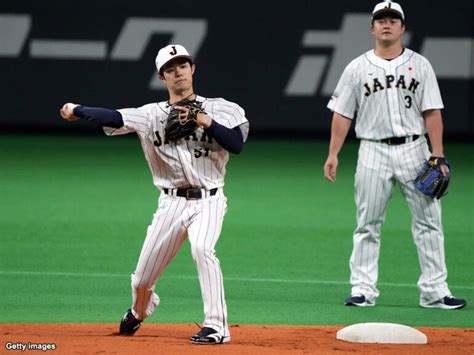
[420,55,449,173]
[196,112,244,154]
[423,109,443,157]
[423,109,449,174]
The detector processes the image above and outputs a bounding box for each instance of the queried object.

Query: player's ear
[158,72,165,82]
[401,23,406,34]
[191,63,196,75]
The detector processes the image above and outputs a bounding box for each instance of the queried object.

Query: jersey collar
[366,48,413,68]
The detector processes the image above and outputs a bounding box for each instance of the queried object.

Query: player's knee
[191,245,215,264]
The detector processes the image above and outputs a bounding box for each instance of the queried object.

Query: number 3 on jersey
[404,95,412,108]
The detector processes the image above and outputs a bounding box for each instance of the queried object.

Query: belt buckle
[386,138,393,145]
[186,188,201,200]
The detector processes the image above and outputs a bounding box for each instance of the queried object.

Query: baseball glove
[165,99,205,142]
[414,156,451,199]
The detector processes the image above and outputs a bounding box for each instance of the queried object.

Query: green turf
[0,135,472,327]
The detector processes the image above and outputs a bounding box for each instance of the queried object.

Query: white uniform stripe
[132,196,188,319]
[348,138,453,303]
[186,195,228,336]
[178,141,197,186]
[213,201,225,332]
[201,201,215,328]
[205,199,219,330]
[206,200,220,330]
[215,198,227,330]
[139,198,183,282]
[400,141,448,301]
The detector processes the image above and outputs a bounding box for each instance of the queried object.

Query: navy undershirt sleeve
[205,120,244,154]
[72,106,243,153]
[73,106,124,128]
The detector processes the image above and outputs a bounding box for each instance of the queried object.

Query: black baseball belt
[163,187,218,200]
[371,135,420,146]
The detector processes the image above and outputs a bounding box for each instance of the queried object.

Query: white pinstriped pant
[129,189,229,338]
[350,136,452,304]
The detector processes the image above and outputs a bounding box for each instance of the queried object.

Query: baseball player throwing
[323,1,466,309]
[60,44,249,343]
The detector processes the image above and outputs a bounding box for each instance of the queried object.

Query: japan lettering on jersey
[104,95,249,190]
[327,48,444,140]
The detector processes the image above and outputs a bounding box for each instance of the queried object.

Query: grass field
[0,134,472,327]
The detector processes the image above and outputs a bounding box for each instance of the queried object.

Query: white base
[336,323,427,344]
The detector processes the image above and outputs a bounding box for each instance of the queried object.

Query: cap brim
[159,55,193,72]
[372,9,404,21]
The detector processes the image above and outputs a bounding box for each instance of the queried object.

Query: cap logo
[169,46,177,55]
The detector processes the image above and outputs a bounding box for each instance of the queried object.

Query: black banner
[1,0,473,137]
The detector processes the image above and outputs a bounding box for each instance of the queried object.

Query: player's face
[371,16,405,45]
[160,59,195,93]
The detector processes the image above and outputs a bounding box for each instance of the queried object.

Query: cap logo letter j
[169,46,177,55]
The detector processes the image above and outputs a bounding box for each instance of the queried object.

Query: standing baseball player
[60,44,249,343]
[323,1,466,309]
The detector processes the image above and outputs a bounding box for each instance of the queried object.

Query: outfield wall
[1,0,472,137]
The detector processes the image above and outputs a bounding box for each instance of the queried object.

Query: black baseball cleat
[119,309,142,335]
[190,327,229,345]
[344,294,376,307]
[420,296,467,310]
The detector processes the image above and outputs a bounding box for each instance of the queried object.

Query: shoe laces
[194,323,217,337]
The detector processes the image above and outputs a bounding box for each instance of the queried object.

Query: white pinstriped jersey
[104,95,249,190]
[327,48,443,140]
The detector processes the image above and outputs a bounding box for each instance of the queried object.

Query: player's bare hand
[174,105,211,128]
[173,105,187,113]
[174,105,190,123]
[430,154,450,176]
[60,103,80,121]
[440,164,450,176]
[324,156,338,182]
[196,112,212,128]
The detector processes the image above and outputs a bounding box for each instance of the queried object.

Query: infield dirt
[2,323,473,354]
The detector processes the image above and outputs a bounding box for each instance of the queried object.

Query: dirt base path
[2,323,473,354]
